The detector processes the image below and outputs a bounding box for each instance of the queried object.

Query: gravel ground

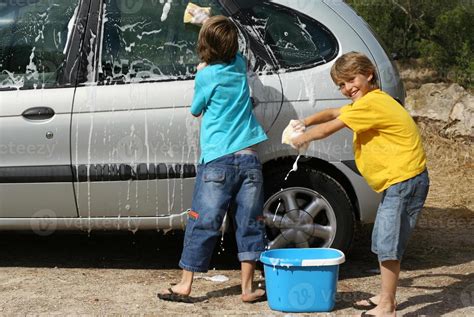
[0,123,472,316]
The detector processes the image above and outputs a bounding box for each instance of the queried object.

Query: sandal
[157,288,194,303]
[353,298,377,310]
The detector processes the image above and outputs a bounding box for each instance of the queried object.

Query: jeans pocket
[203,167,226,183]
[246,169,263,183]
[406,182,429,217]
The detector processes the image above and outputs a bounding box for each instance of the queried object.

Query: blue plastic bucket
[260,248,345,312]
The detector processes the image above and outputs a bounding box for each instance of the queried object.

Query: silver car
[0,0,404,252]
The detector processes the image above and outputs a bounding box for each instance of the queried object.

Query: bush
[346,0,473,88]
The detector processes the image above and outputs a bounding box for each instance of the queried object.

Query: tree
[346,0,473,87]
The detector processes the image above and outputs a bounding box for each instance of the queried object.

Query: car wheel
[263,164,355,253]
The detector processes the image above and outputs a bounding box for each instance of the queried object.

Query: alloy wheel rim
[263,187,337,249]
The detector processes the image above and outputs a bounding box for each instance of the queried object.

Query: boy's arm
[190,66,213,117]
[190,79,207,117]
[303,108,341,127]
[292,118,346,147]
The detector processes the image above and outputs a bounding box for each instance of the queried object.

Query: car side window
[99,0,224,84]
[238,2,338,70]
[0,1,79,90]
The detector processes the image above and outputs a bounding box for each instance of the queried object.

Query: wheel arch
[262,156,361,222]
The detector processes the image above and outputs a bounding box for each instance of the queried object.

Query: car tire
[263,163,355,254]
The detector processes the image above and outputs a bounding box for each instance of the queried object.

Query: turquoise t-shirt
[190,53,268,163]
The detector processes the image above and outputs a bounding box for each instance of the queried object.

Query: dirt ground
[0,121,472,316]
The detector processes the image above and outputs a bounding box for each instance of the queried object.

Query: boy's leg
[179,161,235,273]
[159,159,235,297]
[368,170,429,314]
[233,154,266,301]
[365,260,399,315]
[241,261,265,302]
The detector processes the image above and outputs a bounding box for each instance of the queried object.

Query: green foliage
[346,0,473,87]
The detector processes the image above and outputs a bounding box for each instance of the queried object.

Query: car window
[236,2,338,70]
[0,1,79,90]
[99,0,226,84]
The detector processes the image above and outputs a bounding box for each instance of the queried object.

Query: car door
[70,0,283,219]
[0,0,86,219]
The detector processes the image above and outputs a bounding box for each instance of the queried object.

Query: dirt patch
[0,122,472,315]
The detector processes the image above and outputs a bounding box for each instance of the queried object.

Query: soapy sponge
[184,2,211,24]
[282,120,309,153]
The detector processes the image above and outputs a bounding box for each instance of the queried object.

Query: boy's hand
[290,119,305,133]
[187,7,211,25]
[282,119,307,150]
[197,62,208,71]
[291,133,308,149]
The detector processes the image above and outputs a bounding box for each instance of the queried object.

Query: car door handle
[22,107,55,120]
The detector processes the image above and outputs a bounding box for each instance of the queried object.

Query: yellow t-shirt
[338,89,426,193]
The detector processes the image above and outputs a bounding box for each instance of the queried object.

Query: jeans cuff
[179,260,208,273]
[377,254,402,262]
[238,251,263,262]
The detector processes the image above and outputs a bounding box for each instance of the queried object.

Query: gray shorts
[372,170,430,262]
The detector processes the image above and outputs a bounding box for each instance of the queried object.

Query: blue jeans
[372,170,430,262]
[179,154,266,272]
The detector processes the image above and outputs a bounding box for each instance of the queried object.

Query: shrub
[346,0,473,88]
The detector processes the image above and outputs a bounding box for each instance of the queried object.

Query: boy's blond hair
[330,51,379,89]
[197,15,238,64]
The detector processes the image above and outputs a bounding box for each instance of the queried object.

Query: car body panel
[71,81,197,217]
[0,86,77,218]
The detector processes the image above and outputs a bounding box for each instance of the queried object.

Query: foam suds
[161,0,172,22]
[272,155,302,222]
[195,274,229,282]
[273,199,282,222]
[284,154,301,181]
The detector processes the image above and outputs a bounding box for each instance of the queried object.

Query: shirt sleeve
[338,100,377,133]
[190,72,212,116]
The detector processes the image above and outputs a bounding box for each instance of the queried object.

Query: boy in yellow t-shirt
[291,51,429,316]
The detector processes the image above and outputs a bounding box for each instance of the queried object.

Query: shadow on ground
[0,231,195,270]
[0,207,471,273]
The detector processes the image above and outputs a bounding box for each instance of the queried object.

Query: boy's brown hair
[330,51,379,89]
[197,15,238,64]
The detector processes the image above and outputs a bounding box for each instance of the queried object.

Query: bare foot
[241,288,265,303]
[159,282,191,297]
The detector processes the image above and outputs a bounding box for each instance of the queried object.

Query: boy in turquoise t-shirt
[158,15,267,303]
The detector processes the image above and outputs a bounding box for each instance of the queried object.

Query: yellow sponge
[184,2,211,24]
